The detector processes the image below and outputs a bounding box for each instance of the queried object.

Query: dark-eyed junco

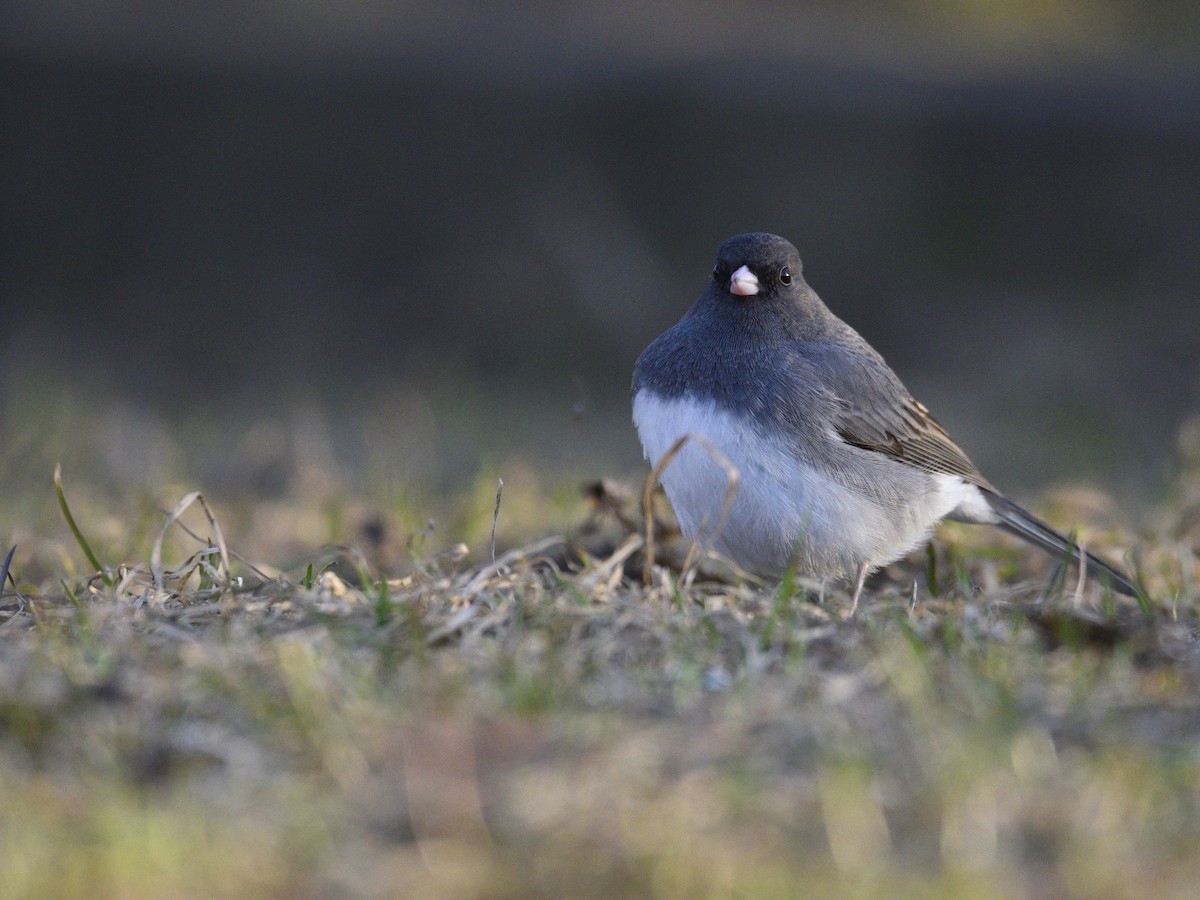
[633,232,1136,607]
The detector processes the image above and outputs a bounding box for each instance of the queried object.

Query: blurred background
[2,1,1199,557]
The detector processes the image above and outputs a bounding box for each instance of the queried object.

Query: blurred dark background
[3,2,1199,510]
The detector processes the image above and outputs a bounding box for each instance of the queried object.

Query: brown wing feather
[836,395,995,491]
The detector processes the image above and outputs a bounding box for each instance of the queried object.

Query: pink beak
[729,265,760,296]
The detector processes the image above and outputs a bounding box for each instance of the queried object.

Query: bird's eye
[779,267,792,285]
[712,264,722,281]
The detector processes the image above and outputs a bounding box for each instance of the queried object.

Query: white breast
[633,391,981,579]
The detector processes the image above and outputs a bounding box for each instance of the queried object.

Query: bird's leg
[849,562,870,615]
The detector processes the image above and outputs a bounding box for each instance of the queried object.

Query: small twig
[490,478,504,563]
[641,433,740,586]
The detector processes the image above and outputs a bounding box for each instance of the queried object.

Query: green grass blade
[54,464,112,587]
[374,577,392,627]
[60,577,81,608]
[1129,549,1154,617]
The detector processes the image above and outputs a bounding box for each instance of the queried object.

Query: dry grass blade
[491,477,504,563]
[461,535,566,597]
[576,533,644,599]
[642,433,740,585]
[1073,540,1088,608]
[0,545,15,592]
[152,491,233,598]
[165,511,274,584]
[425,601,483,645]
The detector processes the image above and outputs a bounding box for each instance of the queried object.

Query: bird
[632,232,1137,609]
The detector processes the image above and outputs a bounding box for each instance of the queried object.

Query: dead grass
[2,408,1200,898]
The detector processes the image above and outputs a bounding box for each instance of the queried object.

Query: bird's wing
[835,392,994,490]
[800,339,995,491]
[791,335,1138,595]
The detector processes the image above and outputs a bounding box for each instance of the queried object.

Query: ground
[2,419,1200,899]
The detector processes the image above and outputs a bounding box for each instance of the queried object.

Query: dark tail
[985,493,1137,597]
